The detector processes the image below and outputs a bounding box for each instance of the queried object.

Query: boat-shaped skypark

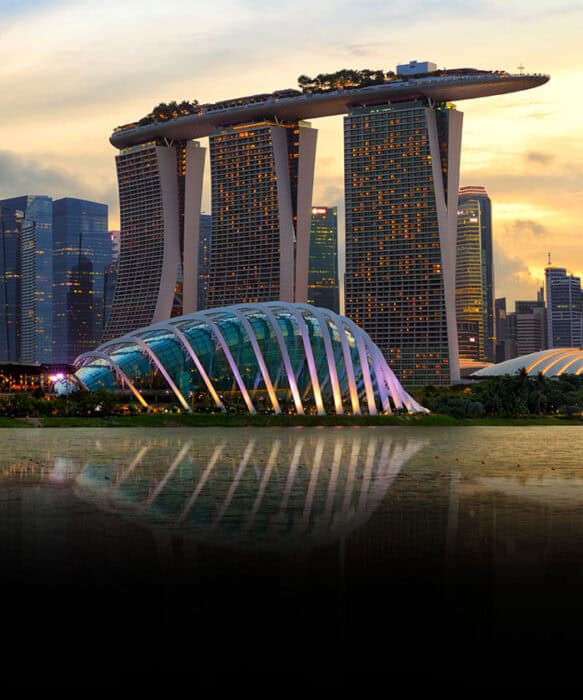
[104,63,548,389]
[111,70,548,147]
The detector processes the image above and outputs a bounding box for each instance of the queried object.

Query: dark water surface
[2,426,582,677]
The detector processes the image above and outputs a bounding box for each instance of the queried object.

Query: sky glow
[0,0,580,305]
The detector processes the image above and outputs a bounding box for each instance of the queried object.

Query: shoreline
[1,413,581,428]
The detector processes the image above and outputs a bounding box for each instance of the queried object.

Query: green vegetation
[3,371,583,427]
[410,370,583,419]
[137,99,200,126]
[297,69,396,93]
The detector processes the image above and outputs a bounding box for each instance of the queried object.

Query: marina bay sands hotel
[106,62,548,385]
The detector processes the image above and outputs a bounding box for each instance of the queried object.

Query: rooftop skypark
[111,65,549,146]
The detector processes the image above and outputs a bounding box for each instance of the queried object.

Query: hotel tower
[344,100,462,385]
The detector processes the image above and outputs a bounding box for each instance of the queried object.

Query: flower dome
[71,302,426,415]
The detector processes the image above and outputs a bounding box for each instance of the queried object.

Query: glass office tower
[456,186,494,362]
[52,198,110,363]
[0,205,23,362]
[208,120,317,307]
[545,266,582,348]
[308,206,339,314]
[0,195,53,363]
[344,100,462,386]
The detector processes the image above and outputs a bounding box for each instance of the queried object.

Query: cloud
[526,151,554,166]
[0,150,117,217]
[493,241,541,305]
[506,219,549,238]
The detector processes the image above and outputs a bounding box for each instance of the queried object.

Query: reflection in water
[74,432,425,550]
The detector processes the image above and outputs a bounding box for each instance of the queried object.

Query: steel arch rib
[160,322,225,412]
[259,305,304,415]
[370,345,391,413]
[200,313,256,414]
[271,303,325,415]
[228,306,281,414]
[338,316,377,415]
[75,350,149,409]
[321,309,361,415]
[297,304,344,414]
[126,335,191,412]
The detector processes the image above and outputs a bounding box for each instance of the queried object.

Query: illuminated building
[515,299,546,355]
[545,266,582,348]
[103,140,205,341]
[71,302,426,415]
[456,186,494,362]
[0,195,53,363]
[308,206,339,314]
[0,205,23,362]
[52,198,110,364]
[344,100,461,386]
[108,66,547,351]
[207,121,317,307]
[197,214,212,310]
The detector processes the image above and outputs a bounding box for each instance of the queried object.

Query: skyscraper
[103,140,205,341]
[545,266,582,348]
[197,213,212,310]
[515,299,547,355]
[344,100,461,386]
[207,120,317,307]
[0,205,23,362]
[52,198,110,364]
[308,206,339,314]
[456,186,494,362]
[0,195,53,363]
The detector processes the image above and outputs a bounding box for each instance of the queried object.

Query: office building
[308,206,339,314]
[0,205,23,362]
[207,121,317,307]
[52,198,110,363]
[0,195,53,363]
[456,186,494,362]
[545,266,582,348]
[515,299,546,355]
[344,100,462,385]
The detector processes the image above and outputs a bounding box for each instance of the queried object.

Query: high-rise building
[545,266,582,348]
[515,299,546,355]
[52,198,110,363]
[198,214,212,310]
[344,100,461,386]
[456,186,494,362]
[207,120,317,307]
[495,297,518,362]
[0,195,53,363]
[308,206,339,314]
[103,140,205,341]
[0,205,23,362]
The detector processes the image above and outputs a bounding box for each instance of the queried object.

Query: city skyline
[0,0,579,309]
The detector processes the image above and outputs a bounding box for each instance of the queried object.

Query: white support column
[271,127,296,303]
[183,142,206,313]
[326,311,361,415]
[297,303,343,414]
[260,306,305,415]
[276,304,325,415]
[294,125,318,303]
[129,335,191,412]
[161,321,225,412]
[76,349,149,409]
[202,314,256,414]
[338,317,377,415]
[229,306,281,414]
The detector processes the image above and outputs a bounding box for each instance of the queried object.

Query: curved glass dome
[471,348,583,378]
[71,302,426,415]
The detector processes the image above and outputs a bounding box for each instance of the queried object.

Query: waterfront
[2,426,583,676]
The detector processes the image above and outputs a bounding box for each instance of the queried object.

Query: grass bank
[1,413,580,428]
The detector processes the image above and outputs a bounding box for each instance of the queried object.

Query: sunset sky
[0,0,581,307]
